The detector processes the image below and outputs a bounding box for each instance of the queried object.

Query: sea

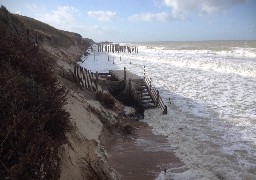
[81,40,256,180]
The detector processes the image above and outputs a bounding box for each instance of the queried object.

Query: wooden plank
[85,69,91,90]
[82,67,88,88]
[80,66,85,87]
[98,73,110,76]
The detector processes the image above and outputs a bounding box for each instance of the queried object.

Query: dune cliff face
[0,6,119,180]
[0,6,93,64]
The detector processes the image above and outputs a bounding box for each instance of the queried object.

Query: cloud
[15,11,21,15]
[34,6,115,40]
[87,11,116,22]
[164,0,247,18]
[36,6,79,30]
[129,12,172,22]
[27,3,38,11]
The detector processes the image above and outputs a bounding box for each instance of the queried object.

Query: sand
[104,119,184,180]
[46,42,184,180]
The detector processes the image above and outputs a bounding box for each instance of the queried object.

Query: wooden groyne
[97,43,138,53]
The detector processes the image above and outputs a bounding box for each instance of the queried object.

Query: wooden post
[144,66,146,79]
[76,64,79,78]
[94,52,95,61]
[163,105,167,114]
[89,70,93,91]
[82,68,88,88]
[130,59,131,64]
[80,66,84,87]
[124,67,127,82]
[90,71,96,91]
[149,78,152,90]
[85,69,91,90]
[113,57,115,64]
[95,71,99,91]
[74,63,76,74]
[156,90,160,106]
[120,56,121,61]
[80,67,85,88]
[108,56,109,61]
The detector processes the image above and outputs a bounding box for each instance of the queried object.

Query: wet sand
[105,120,185,180]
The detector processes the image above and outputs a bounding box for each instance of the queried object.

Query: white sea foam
[81,41,256,180]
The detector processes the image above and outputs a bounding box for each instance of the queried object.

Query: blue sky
[1,0,256,42]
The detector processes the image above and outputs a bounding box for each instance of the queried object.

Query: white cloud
[27,3,38,11]
[164,0,247,18]
[129,12,172,22]
[153,0,164,8]
[87,11,116,22]
[15,11,21,14]
[36,6,79,30]
[34,6,115,40]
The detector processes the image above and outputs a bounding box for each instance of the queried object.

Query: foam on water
[81,41,256,179]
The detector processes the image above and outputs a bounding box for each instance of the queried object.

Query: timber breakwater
[97,43,138,53]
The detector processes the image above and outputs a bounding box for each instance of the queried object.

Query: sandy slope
[0,7,117,179]
[50,49,119,179]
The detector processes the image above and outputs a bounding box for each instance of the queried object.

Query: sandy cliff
[0,6,119,179]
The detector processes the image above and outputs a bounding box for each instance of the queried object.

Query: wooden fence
[74,63,98,92]
[73,63,167,114]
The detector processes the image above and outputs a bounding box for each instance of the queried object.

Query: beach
[103,118,184,180]
[81,41,256,179]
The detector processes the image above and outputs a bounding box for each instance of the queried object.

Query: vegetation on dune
[0,5,92,66]
[95,91,116,109]
[0,32,71,179]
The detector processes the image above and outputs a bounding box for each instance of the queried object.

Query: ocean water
[81,41,256,179]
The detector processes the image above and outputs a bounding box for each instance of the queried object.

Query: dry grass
[95,91,116,109]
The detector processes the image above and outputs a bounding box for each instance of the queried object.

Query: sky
[1,0,256,42]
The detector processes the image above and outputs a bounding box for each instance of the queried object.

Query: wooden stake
[163,105,167,114]
[144,66,146,79]
[149,78,152,90]
[156,90,159,106]
[124,67,126,82]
